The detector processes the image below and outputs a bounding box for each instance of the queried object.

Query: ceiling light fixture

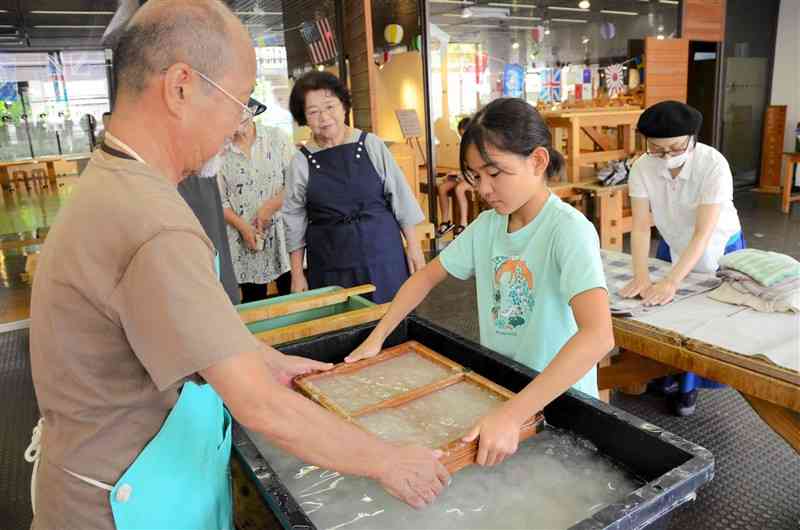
[33,25,107,29]
[29,10,115,15]
[600,9,638,16]
[581,35,590,44]
[488,2,535,7]
[548,6,587,12]
[578,1,591,9]
[511,40,520,49]
[551,18,588,23]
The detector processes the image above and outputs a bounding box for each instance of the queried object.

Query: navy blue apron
[301,131,409,303]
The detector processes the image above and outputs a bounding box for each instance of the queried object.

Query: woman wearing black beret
[619,100,745,416]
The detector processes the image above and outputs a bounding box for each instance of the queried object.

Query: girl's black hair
[289,71,352,126]
[457,116,470,133]
[459,98,564,183]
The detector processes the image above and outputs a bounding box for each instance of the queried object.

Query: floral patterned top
[218,124,295,284]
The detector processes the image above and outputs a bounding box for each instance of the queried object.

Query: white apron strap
[23,417,44,514]
[24,417,114,516]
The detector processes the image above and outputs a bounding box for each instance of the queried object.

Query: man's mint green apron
[108,381,233,529]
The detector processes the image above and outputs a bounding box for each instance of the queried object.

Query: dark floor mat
[0,330,37,530]
[612,389,800,529]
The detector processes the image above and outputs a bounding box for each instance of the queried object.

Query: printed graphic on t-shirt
[491,256,535,334]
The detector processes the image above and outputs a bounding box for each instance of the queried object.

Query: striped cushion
[719,249,800,287]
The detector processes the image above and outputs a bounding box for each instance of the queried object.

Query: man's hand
[254,204,276,233]
[267,353,333,387]
[376,445,450,509]
[405,246,426,275]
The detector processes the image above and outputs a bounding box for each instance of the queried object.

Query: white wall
[771,0,800,153]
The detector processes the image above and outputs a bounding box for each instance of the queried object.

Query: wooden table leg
[569,118,581,183]
[741,393,800,454]
[597,190,624,251]
[598,349,679,393]
[622,124,636,155]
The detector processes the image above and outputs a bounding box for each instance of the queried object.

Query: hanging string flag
[604,63,625,97]
[301,17,338,65]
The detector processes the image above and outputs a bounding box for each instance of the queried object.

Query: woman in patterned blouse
[218,122,295,302]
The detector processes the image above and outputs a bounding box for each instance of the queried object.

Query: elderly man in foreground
[28,2,448,529]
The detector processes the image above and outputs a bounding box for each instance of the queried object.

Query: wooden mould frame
[294,340,545,473]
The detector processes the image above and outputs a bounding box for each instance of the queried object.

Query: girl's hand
[345,334,385,363]
[462,403,524,467]
[619,277,652,299]
[642,279,677,306]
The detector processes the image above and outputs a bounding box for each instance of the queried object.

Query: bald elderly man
[27,2,448,529]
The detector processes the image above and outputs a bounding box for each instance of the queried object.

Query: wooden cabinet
[759,105,787,192]
[682,0,726,42]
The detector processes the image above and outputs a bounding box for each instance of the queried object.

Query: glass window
[0,51,110,160]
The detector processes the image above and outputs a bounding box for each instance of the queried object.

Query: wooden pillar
[342,0,379,133]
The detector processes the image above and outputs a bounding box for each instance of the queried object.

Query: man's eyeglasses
[193,69,265,125]
[646,136,694,159]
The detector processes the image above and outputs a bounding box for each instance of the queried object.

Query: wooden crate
[294,340,545,473]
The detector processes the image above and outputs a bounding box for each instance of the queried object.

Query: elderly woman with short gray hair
[283,71,425,303]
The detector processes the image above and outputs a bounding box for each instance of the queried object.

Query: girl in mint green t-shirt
[347,98,614,469]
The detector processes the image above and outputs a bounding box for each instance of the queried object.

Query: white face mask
[665,150,691,170]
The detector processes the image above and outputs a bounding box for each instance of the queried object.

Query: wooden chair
[11,169,30,191]
[30,168,48,189]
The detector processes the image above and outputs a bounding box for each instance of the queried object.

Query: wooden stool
[31,168,48,189]
[781,153,800,214]
[11,169,30,190]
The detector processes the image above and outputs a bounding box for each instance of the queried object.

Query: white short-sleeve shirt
[628,142,741,273]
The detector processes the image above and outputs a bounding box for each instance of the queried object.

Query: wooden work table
[599,299,800,453]
[543,107,643,183]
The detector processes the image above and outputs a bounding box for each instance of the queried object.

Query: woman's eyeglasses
[646,137,694,159]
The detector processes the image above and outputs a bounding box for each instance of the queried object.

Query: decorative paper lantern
[411,34,422,51]
[384,24,404,46]
[600,21,616,40]
[531,25,545,43]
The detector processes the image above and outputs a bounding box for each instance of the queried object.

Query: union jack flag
[539,68,562,103]
[301,17,338,65]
